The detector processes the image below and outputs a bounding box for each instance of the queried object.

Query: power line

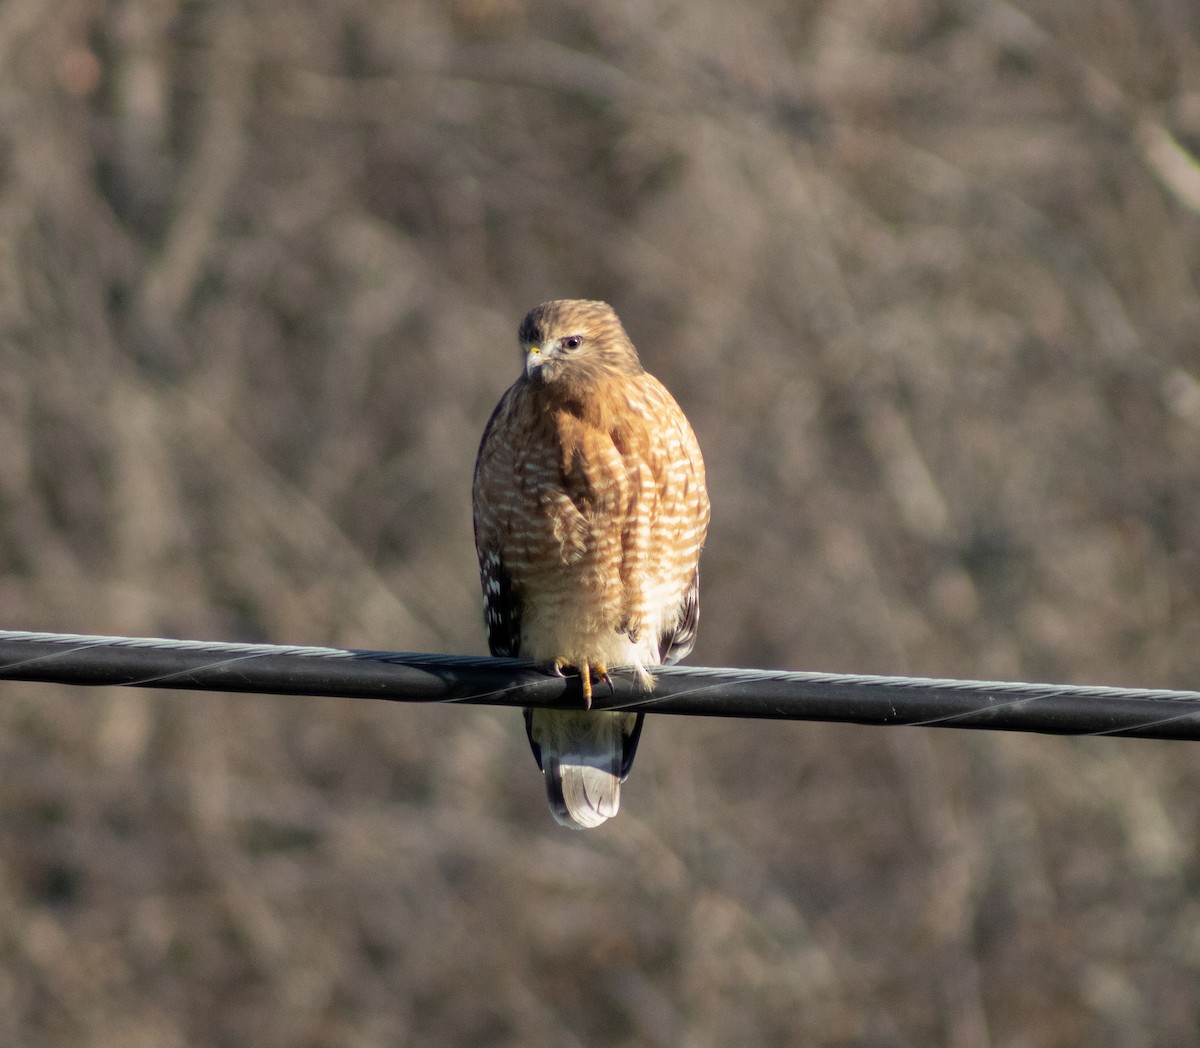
[0,629,1198,741]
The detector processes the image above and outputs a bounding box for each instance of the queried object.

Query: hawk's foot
[544,658,611,710]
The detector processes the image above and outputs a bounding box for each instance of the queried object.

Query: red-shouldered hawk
[473,300,710,829]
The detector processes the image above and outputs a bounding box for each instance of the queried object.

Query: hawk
[472,300,710,829]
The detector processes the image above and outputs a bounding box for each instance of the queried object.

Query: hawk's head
[517,300,643,387]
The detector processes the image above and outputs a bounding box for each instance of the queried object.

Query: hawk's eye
[562,335,583,350]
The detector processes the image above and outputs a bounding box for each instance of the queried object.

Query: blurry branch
[980,0,1200,215]
[270,38,642,124]
[2,630,1200,741]
[183,709,327,1041]
[887,731,992,1048]
[174,392,442,648]
[1137,120,1200,215]
[860,399,952,543]
[773,166,956,545]
[441,39,642,103]
[137,4,254,348]
[860,131,1143,361]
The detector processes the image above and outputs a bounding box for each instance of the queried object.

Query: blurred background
[1,0,1199,1044]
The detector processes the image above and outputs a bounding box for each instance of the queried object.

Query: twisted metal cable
[0,629,1197,740]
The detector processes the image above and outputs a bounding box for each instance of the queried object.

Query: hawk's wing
[472,391,522,658]
[478,547,521,658]
[660,566,700,665]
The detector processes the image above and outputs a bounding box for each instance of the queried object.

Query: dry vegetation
[1,0,1200,1044]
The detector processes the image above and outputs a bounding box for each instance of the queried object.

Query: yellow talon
[550,658,610,709]
[581,660,611,710]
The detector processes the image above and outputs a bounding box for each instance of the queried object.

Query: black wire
[1,629,1198,741]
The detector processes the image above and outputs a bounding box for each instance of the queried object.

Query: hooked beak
[524,343,554,380]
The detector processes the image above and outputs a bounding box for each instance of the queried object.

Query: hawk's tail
[525,709,644,830]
